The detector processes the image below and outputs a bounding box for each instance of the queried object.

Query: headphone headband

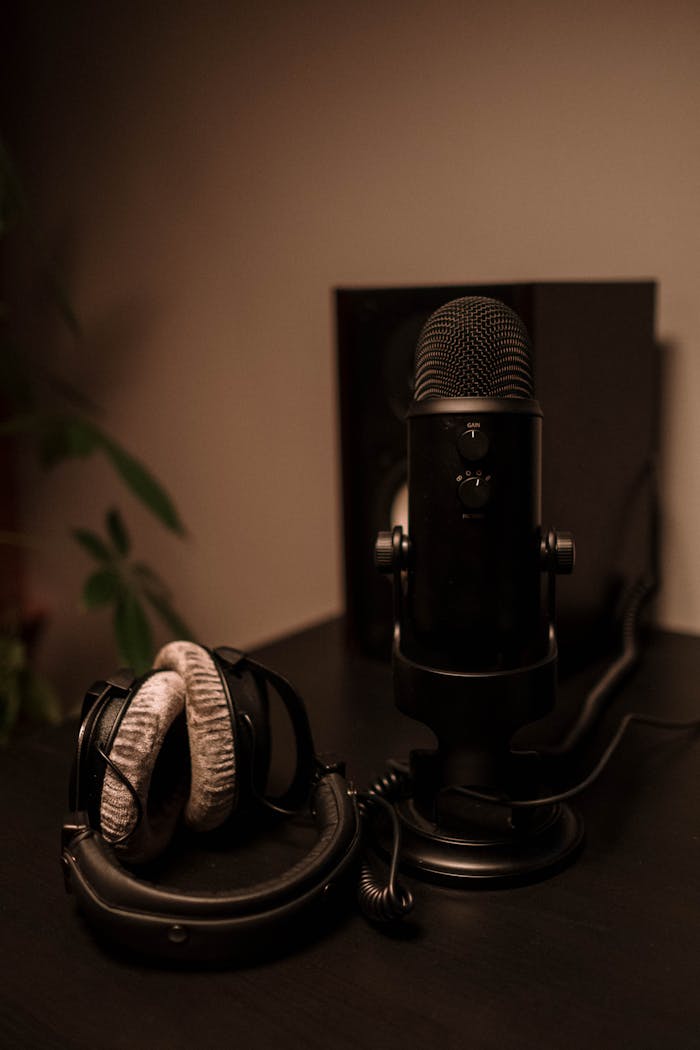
[62,769,360,962]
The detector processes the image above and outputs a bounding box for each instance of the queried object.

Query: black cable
[96,745,144,844]
[545,577,654,756]
[239,711,303,817]
[357,763,414,923]
[547,456,660,756]
[449,712,700,809]
[364,761,412,802]
[357,794,414,923]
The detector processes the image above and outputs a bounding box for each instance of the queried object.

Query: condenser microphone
[401,296,549,673]
[374,297,581,882]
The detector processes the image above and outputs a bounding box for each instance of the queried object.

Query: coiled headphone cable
[356,763,414,923]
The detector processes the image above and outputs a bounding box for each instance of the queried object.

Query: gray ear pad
[154,641,237,832]
[100,671,188,864]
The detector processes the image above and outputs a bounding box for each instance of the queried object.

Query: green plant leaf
[0,634,26,676]
[0,682,21,744]
[0,634,27,744]
[18,668,60,724]
[143,589,194,642]
[72,528,112,563]
[82,569,120,608]
[133,561,169,598]
[98,435,185,535]
[38,416,98,468]
[45,269,82,340]
[0,642,58,744]
[4,407,186,538]
[0,341,34,410]
[46,373,97,414]
[106,508,130,556]
[114,591,153,673]
[133,562,193,642]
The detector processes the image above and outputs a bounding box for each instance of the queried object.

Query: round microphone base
[377,798,584,887]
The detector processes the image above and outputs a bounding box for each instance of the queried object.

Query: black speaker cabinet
[336,281,658,671]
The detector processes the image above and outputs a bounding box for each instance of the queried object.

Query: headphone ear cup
[154,641,237,832]
[99,671,188,864]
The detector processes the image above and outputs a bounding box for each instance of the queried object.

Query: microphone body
[404,397,546,672]
[401,297,548,674]
[378,296,562,795]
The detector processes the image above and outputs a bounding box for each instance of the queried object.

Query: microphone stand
[374,526,584,885]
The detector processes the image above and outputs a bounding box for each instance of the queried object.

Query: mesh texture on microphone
[413,296,534,400]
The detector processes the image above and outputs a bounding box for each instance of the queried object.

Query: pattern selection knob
[458,476,491,510]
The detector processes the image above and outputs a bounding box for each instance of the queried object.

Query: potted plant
[0,139,193,742]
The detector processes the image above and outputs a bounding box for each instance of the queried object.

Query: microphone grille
[413,296,534,400]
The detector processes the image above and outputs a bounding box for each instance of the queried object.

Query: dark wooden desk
[1,620,699,1050]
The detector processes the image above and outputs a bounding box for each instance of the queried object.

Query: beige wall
[4,1,700,703]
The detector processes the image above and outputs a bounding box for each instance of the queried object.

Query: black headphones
[61,641,361,963]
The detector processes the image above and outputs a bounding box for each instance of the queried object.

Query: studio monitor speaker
[336,281,658,671]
